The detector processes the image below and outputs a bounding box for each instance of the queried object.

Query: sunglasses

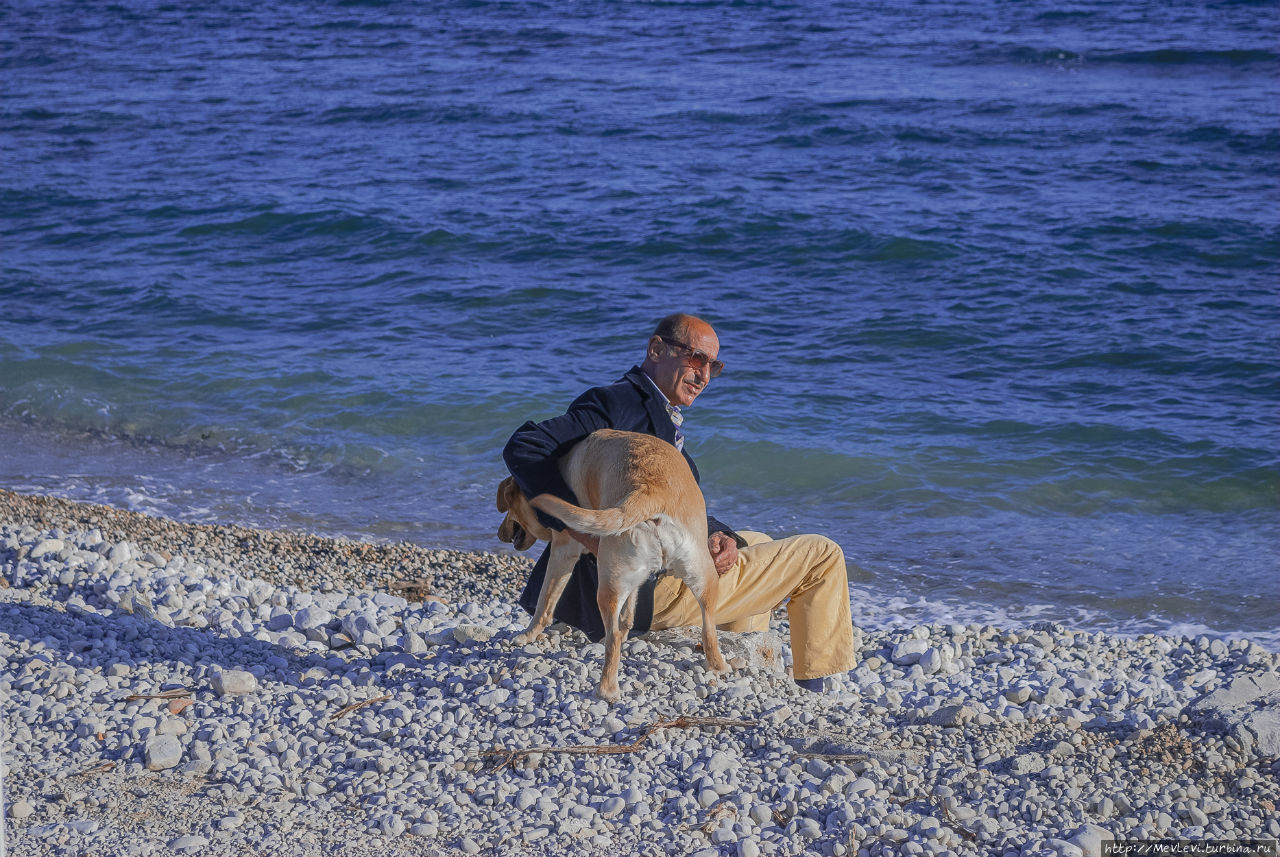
[659,336,724,378]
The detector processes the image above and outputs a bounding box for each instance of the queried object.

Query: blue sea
[3,0,1277,647]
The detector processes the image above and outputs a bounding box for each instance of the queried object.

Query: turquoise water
[2,0,1277,645]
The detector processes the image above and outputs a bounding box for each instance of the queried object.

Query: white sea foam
[847,582,1280,652]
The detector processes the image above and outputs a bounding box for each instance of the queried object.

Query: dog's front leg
[514,535,583,645]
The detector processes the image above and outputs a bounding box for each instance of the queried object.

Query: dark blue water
[3,0,1277,646]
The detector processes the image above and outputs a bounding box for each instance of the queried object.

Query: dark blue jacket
[502,366,740,641]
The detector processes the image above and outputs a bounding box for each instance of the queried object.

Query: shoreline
[6,487,1277,652]
[2,489,1278,856]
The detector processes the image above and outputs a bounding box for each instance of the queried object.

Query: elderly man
[502,313,856,691]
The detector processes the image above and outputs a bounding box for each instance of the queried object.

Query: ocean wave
[765,125,884,148]
[316,101,543,126]
[655,109,756,125]
[177,208,408,243]
[1096,48,1279,67]
[959,45,1085,66]
[505,223,961,267]
[962,44,1278,69]
[0,49,59,70]
[1180,126,1279,153]
[310,16,416,30]
[1033,10,1095,22]
[1056,217,1280,265]
[318,104,437,125]
[3,107,143,135]
[329,217,969,269]
[700,426,1280,518]
[0,185,111,219]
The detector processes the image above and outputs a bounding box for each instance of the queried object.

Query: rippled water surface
[3,0,1277,645]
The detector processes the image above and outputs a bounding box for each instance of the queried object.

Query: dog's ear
[496,477,515,512]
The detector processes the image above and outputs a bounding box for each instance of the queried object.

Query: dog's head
[496,476,551,551]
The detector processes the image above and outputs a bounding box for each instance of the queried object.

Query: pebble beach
[2,488,1278,857]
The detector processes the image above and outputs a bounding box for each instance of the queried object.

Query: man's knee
[789,533,845,571]
[736,530,773,548]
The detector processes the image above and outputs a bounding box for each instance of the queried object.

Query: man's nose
[693,362,711,383]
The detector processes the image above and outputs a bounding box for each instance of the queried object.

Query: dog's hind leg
[677,554,728,674]
[515,536,582,645]
[595,579,626,703]
[594,538,651,703]
[696,572,729,673]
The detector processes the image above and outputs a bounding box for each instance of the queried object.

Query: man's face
[644,321,720,407]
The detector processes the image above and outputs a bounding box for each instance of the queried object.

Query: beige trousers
[650,531,857,681]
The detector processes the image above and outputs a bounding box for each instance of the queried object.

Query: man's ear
[496,477,514,512]
[645,334,664,362]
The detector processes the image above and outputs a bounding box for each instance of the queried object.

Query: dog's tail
[530,493,658,537]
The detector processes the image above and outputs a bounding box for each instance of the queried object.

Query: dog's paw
[513,629,540,646]
[594,684,621,704]
[706,655,730,674]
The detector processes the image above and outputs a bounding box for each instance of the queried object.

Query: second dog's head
[496,476,552,551]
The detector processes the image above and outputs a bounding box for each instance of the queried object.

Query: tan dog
[496,428,727,702]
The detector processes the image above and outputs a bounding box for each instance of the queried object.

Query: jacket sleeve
[502,387,615,531]
[708,515,747,549]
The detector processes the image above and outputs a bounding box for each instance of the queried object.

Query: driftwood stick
[783,736,920,767]
[124,688,192,701]
[482,715,756,772]
[328,693,393,722]
[793,751,869,762]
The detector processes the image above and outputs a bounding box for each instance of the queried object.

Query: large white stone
[211,669,258,696]
[1184,672,1280,756]
[450,624,497,644]
[30,539,64,559]
[7,799,35,819]
[928,704,975,727]
[891,639,929,665]
[294,606,332,631]
[1010,753,1046,775]
[847,777,877,796]
[919,646,945,674]
[145,734,184,770]
[1068,823,1114,857]
[108,542,132,565]
[340,611,384,646]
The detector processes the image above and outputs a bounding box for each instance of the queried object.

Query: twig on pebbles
[327,694,392,723]
[124,688,192,701]
[793,751,866,762]
[77,761,116,776]
[785,736,919,766]
[481,715,756,772]
[939,801,979,842]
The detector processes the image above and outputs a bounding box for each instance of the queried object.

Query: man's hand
[566,528,600,555]
[708,531,738,576]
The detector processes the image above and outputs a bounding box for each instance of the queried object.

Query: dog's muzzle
[500,519,536,551]
[508,521,526,546]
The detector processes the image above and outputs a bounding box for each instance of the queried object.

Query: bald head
[652,313,707,345]
[641,314,720,407]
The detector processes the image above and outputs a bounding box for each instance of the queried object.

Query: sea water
[3,0,1277,646]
